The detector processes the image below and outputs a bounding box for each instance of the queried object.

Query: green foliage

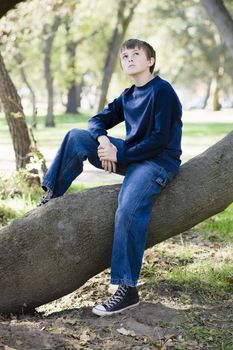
[0,168,88,228]
[0,205,18,226]
[0,0,232,117]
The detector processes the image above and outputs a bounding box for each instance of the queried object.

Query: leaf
[116,327,136,337]
[79,330,91,345]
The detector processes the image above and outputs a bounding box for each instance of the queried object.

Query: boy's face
[120,46,154,77]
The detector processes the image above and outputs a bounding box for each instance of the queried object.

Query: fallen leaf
[116,327,136,337]
[3,346,17,350]
[79,330,91,345]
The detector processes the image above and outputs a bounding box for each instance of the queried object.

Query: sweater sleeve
[117,84,178,164]
[88,94,124,140]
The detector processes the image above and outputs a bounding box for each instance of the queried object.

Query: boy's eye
[122,55,128,59]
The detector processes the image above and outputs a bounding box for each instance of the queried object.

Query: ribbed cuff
[89,129,108,141]
[116,148,127,164]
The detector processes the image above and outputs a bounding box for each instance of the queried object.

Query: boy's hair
[120,39,156,74]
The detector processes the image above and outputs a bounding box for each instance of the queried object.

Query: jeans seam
[123,179,155,281]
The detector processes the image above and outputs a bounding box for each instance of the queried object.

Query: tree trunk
[66,82,83,114]
[65,40,82,114]
[97,0,140,112]
[0,52,31,170]
[213,74,221,111]
[64,23,100,114]
[202,77,212,109]
[15,52,37,128]
[43,16,61,127]
[0,131,233,314]
[200,0,233,58]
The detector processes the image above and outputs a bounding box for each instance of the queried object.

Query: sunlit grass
[164,260,232,294]
[142,241,233,301]
[196,203,233,243]
[182,123,233,137]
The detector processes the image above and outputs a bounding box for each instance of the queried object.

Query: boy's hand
[98,135,117,173]
[97,143,117,163]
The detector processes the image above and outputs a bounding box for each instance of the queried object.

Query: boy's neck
[132,72,154,87]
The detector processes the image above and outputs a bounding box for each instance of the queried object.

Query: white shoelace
[40,189,53,205]
[104,285,128,309]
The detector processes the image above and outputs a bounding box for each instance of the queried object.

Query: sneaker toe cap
[92,304,106,313]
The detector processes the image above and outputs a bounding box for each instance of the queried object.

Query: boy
[39,39,182,316]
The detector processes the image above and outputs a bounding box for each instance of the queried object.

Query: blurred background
[0,0,232,180]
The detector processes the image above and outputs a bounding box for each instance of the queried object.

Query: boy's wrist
[98,135,110,145]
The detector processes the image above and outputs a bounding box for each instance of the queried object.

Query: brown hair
[120,39,156,73]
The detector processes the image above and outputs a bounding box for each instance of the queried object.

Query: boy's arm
[88,95,124,140]
[116,84,182,164]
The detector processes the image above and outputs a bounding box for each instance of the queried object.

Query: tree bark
[200,0,233,58]
[15,52,37,127]
[202,77,212,109]
[0,131,233,314]
[66,82,83,114]
[64,24,100,114]
[43,16,61,127]
[97,0,140,112]
[0,52,31,170]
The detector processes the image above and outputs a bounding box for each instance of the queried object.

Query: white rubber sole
[92,301,140,316]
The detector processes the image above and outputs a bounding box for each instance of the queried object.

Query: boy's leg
[92,160,173,316]
[41,128,126,199]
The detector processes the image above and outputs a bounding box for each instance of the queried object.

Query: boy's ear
[148,57,155,66]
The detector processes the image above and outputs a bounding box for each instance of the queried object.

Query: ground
[0,230,232,350]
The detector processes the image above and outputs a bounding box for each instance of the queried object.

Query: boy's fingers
[112,162,116,173]
[107,161,112,173]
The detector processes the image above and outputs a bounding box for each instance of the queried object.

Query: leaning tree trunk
[200,0,233,58]
[97,0,140,111]
[0,52,31,169]
[0,131,233,314]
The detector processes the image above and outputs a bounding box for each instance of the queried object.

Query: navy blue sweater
[88,75,182,174]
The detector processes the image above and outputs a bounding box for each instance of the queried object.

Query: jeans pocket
[153,168,174,188]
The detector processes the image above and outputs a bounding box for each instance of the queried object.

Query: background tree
[200,0,233,58]
[43,15,62,127]
[97,0,140,111]
[0,53,31,169]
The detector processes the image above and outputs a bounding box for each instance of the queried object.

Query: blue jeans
[42,128,174,287]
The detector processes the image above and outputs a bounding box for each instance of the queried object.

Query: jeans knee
[67,128,83,139]
[66,128,91,145]
[115,205,132,224]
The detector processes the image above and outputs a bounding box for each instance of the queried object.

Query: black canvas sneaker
[37,188,53,206]
[92,285,140,316]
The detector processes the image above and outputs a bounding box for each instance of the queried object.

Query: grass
[182,123,233,137]
[196,203,233,243]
